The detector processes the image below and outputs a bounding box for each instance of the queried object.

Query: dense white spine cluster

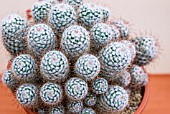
[75,54,100,81]
[50,104,64,114]
[61,25,90,58]
[130,65,148,86]
[99,42,131,72]
[2,70,17,89]
[67,100,83,113]
[32,1,51,22]
[92,78,108,94]
[48,3,76,34]
[1,14,27,55]
[40,50,69,82]
[12,54,36,81]
[16,84,37,108]
[80,108,96,114]
[84,93,97,106]
[97,86,129,112]
[65,77,88,100]
[40,82,63,105]
[131,36,158,66]
[27,23,56,57]
[66,0,83,9]
[91,23,113,49]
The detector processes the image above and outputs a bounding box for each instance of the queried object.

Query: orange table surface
[1,74,170,114]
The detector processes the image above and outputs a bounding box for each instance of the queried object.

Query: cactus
[1,0,160,113]
[130,65,148,87]
[97,86,129,113]
[32,1,51,23]
[48,3,76,35]
[50,104,64,114]
[65,77,88,100]
[78,4,102,29]
[92,78,108,94]
[131,36,158,66]
[67,100,83,113]
[12,54,36,81]
[1,14,27,55]
[16,84,37,108]
[84,93,97,106]
[61,25,90,58]
[99,42,131,72]
[27,23,56,57]
[91,23,113,50]
[40,50,69,82]
[75,54,100,81]
[1,70,18,90]
[40,82,63,105]
[80,108,96,114]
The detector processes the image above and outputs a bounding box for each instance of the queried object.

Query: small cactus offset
[1,0,159,114]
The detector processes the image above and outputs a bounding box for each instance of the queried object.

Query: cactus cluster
[1,0,159,114]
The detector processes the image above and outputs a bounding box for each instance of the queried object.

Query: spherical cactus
[121,40,136,61]
[100,7,110,23]
[78,4,102,29]
[130,65,148,86]
[27,23,56,57]
[1,70,17,90]
[67,100,83,113]
[40,50,69,82]
[131,36,158,66]
[12,54,36,81]
[32,1,51,22]
[16,84,37,108]
[80,108,96,114]
[48,3,76,34]
[84,93,97,106]
[75,54,100,81]
[99,42,131,72]
[61,25,90,58]
[98,85,129,113]
[113,20,129,39]
[66,0,83,10]
[1,14,27,55]
[65,77,88,100]
[110,25,121,41]
[92,78,108,94]
[91,23,113,49]
[40,82,63,105]
[50,104,64,114]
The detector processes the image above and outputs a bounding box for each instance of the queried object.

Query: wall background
[0,0,169,74]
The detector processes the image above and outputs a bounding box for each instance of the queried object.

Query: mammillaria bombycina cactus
[27,23,56,57]
[16,84,37,108]
[80,108,96,114]
[130,65,148,87]
[78,3,102,29]
[84,93,97,106]
[32,1,51,23]
[48,3,76,35]
[131,36,158,66]
[49,104,65,114]
[65,77,88,100]
[12,54,36,81]
[61,25,90,58]
[91,23,113,50]
[67,100,83,113]
[40,50,69,82]
[113,20,129,39]
[92,77,108,94]
[40,82,63,105]
[97,85,129,113]
[1,70,18,90]
[75,54,100,81]
[1,0,160,113]
[1,14,27,55]
[99,42,131,72]
[66,0,83,10]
